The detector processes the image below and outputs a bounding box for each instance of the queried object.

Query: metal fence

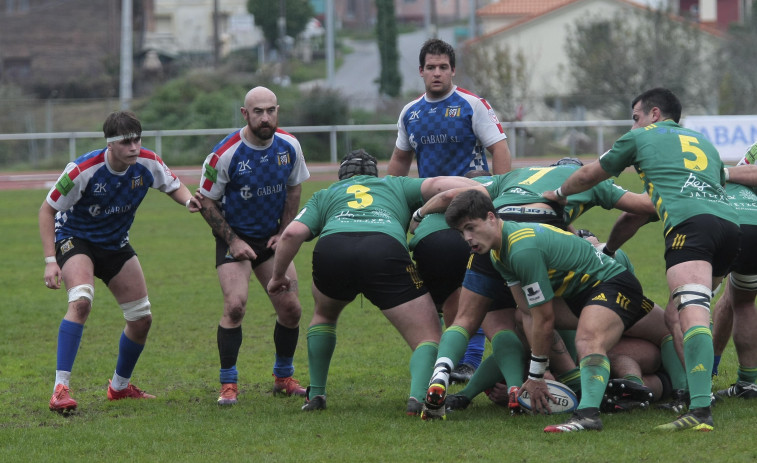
[0,120,631,169]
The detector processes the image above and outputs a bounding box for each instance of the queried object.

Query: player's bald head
[244,86,277,108]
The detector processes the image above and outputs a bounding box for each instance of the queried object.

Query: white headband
[106,133,140,143]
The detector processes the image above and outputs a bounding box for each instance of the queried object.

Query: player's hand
[229,237,257,261]
[520,378,555,415]
[267,276,291,295]
[186,196,202,212]
[267,233,281,250]
[485,380,510,406]
[408,219,420,234]
[43,263,62,290]
[542,190,568,205]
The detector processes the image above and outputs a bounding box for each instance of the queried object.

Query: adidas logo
[593,293,607,302]
[591,375,606,384]
[690,363,707,374]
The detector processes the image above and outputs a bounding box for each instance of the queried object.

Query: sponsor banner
[682,115,757,163]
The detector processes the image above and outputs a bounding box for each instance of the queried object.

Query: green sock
[434,326,470,373]
[683,326,713,409]
[557,329,578,361]
[491,330,525,387]
[306,324,337,398]
[623,374,644,385]
[409,342,438,401]
[578,353,610,410]
[660,334,688,390]
[459,355,504,400]
[557,367,582,396]
[737,365,757,384]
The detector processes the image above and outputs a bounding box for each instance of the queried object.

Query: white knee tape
[671,283,712,312]
[730,272,757,292]
[120,296,151,321]
[67,284,94,303]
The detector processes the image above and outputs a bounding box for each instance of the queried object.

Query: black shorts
[214,233,274,268]
[55,237,137,286]
[313,232,427,310]
[412,228,470,307]
[566,270,651,330]
[730,224,757,275]
[664,214,741,276]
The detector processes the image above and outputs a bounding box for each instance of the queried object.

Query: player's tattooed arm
[199,197,237,245]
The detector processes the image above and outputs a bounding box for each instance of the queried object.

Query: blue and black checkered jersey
[395,86,506,177]
[46,147,182,250]
[199,128,310,239]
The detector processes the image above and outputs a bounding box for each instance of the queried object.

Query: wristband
[412,208,424,223]
[185,199,192,209]
[44,256,56,264]
[723,168,730,181]
[602,244,615,258]
[528,354,548,381]
[554,187,565,199]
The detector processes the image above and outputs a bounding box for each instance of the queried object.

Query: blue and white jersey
[395,85,506,177]
[199,128,310,239]
[46,147,181,250]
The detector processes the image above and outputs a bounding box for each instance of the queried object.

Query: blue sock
[713,355,721,376]
[57,320,84,371]
[461,328,485,369]
[220,366,238,384]
[273,354,295,378]
[115,332,145,379]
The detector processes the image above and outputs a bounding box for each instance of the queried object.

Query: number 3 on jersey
[346,184,373,209]
[679,135,708,171]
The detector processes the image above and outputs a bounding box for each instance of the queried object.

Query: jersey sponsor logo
[523,282,545,304]
[93,182,107,195]
[409,133,418,150]
[238,159,252,172]
[131,176,144,189]
[681,173,727,201]
[103,204,133,215]
[55,173,75,196]
[445,106,461,117]
[419,133,460,145]
[277,151,291,166]
[260,155,270,164]
[488,108,500,124]
[409,110,421,120]
[204,164,218,183]
[89,205,101,217]
[256,183,284,196]
[240,185,254,200]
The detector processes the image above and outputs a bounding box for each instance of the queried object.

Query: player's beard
[251,122,276,141]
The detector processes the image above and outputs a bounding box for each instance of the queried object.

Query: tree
[459,42,531,122]
[375,0,402,97]
[714,1,757,114]
[248,0,313,52]
[564,7,715,118]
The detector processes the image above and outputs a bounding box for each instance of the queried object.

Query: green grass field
[2,175,757,462]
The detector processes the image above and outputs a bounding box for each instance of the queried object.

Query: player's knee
[68,284,94,304]
[671,283,712,312]
[225,303,246,325]
[120,296,151,321]
[730,272,757,292]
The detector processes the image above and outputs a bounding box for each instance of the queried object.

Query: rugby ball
[517,379,578,414]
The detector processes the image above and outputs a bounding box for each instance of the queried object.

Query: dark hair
[631,88,682,123]
[338,149,378,180]
[550,157,583,167]
[419,38,455,69]
[445,189,494,229]
[103,110,142,139]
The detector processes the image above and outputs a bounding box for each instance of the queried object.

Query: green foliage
[247,0,314,51]
[460,41,531,122]
[375,0,402,97]
[564,7,713,119]
[715,7,757,114]
[3,175,757,461]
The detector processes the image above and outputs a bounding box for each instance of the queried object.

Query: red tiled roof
[478,0,575,16]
